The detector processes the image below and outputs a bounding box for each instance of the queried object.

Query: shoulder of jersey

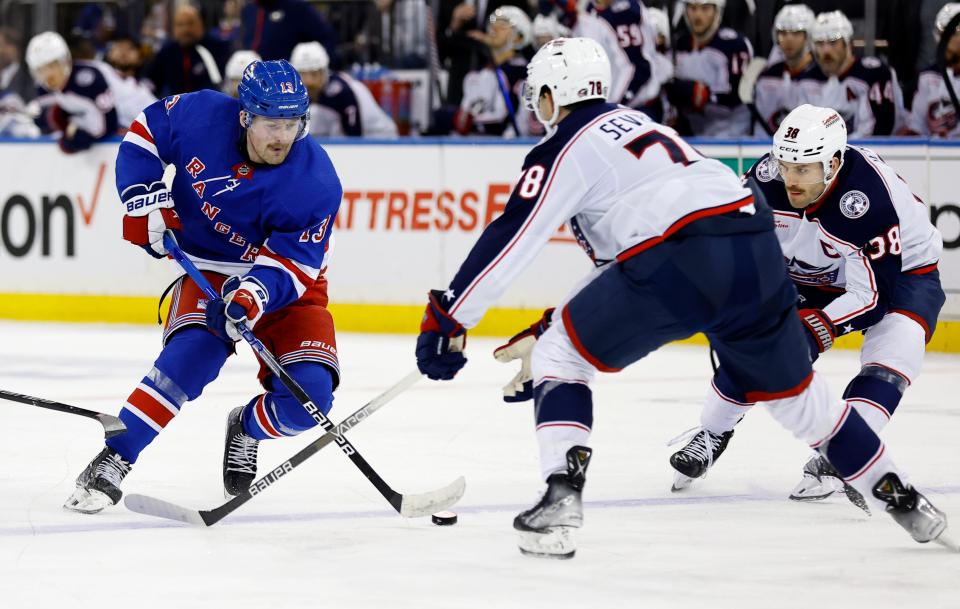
[322,74,347,98]
[759,62,788,79]
[607,0,640,16]
[716,27,745,43]
[70,60,109,90]
[850,57,892,83]
[748,155,794,211]
[821,149,896,234]
[917,63,941,78]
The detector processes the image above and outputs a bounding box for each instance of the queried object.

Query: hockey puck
[431,511,458,526]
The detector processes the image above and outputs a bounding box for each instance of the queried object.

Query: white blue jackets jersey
[907,64,960,137]
[674,28,753,136]
[573,13,634,104]
[810,57,905,137]
[308,73,398,138]
[753,58,822,135]
[442,102,755,328]
[118,90,343,314]
[748,147,941,333]
[588,0,661,107]
[33,59,119,147]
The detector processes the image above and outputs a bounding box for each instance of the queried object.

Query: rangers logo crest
[755,157,777,182]
[839,190,870,219]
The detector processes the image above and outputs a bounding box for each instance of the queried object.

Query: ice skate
[872,473,954,549]
[789,455,870,514]
[514,446,592,559]
[668,427,733,491]
[63,447,132,514]
[223,406,260,497]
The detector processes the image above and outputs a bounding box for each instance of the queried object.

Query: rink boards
[0,136,958,351]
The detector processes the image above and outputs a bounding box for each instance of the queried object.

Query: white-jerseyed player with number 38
[411,38,953,558]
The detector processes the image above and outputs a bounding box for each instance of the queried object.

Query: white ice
[0,321,957,609]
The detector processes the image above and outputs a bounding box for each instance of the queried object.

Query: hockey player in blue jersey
[669,104,945,511]
[64,59,343,513]
[25,31,119,153]
[414,38,950,558]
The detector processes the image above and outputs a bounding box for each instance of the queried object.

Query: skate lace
[668,426,722,467]
[94,453,131,486]
[227,433,259,474]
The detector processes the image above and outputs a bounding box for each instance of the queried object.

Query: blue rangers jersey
[747,146,941,334]
[118,90,342,313]
[33,59,119,151]
[441,101,756,328]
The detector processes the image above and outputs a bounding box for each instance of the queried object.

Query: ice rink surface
[0,321,957,609]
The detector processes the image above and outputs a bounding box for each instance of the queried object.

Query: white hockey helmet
[934,3,960,42]
[532,14,571,49]
[772,104,847,184]
[489,6,533,50]
[646,7,671,46]
[290,41,330,73]
[683,0,726,38]
[811,11,853,46]
[25,31,71,79]
[775,4,816,33]
[523,37,610,128]
[225,50,261,81]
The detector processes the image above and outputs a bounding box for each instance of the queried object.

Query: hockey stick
[738,57,773,136]
[158,231,464,518]
[123,369,439,525]
[0,389,126,439]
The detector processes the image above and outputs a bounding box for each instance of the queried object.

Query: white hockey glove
[121,181,180,258]
[492,308,554,403]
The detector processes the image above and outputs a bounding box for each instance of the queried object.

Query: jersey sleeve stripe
[257,245,320,297]
[449,108,623,319]
[123,116,159,159]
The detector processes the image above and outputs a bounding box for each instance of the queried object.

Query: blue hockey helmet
[238,59,309,119]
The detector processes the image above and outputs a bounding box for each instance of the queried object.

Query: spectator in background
[25,31,118,152]
[105,36,157,130]
[437,0,531,106]
[671,0,754,136]
[242,0,338,65]
[211,0,244,46]
[145,3,228,97]
[290,41,398,138]
[0,28,35,105]
[222,50,261,98]
[908,3,960,137]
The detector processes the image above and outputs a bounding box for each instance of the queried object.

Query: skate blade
[671,473,695,492]
[789,476,844,502]
[517,527,576,559]
[63,487,115,514]
[934,531,960,553]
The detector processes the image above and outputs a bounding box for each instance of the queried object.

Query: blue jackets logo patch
[839,190,870,219]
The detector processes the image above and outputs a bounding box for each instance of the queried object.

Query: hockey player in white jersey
[753,4,819,134]
[669,104,945,512]
[810,11,905,136]
[290,41,397,138]
[222,50,261,98]
[455,6,533,136]
[907,3,960,138]
[413,38,951,558]
[538,0,633,103]
[25,31,118,151]
[671,0,754,136]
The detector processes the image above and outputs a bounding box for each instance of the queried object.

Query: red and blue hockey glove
[205,275,268,342]
[493,307,554,403]
[798,308,836,357]
[121,181,181,258]
[416,289,467,380]
[665,79,711,113]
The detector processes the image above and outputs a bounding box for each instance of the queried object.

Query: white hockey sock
[537,424,591,481]
[700,382,753,434]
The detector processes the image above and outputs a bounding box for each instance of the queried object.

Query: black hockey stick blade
[125,370,464,525]
[0,389,126,439]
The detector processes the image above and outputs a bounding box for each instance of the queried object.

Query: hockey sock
[534,381,593,481]
[107,327,229,462]
[818,405,883,481]
[242,362,334,440]
[842,365,907,434]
